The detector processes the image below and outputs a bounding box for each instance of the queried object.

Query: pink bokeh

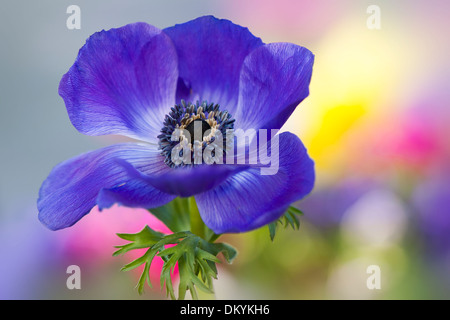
[54,205,179,292]
[221,0,350,42]
[346,77,450,178]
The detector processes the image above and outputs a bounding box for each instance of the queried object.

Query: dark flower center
[158,100,235,168]
[184,119,211,145]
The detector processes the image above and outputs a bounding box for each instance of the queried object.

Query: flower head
[38,16,315,234]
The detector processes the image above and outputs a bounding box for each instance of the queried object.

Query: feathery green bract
[114,226,237,299]
[268,206,304,241]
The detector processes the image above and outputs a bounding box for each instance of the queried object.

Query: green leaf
[287,206,304,216]
[113,226,165,256]
[198,241,238,264]
[114,227,237,299]
[268,205,304,241]
[177,252,214,300]
[268,221,278,241]
[135,247,161,294]
[284,210,300,230]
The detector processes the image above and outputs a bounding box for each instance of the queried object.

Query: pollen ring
[158,100,235,168]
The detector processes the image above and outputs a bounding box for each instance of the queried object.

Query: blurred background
[1,0,449,299]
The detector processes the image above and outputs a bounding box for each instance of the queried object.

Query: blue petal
[38,143,175,230]
[234,43,314,132]
[97,178,175,210]
[164,15,263,115]
[195,132,315,234]
[59,23,178,142]
[116,159,249,198]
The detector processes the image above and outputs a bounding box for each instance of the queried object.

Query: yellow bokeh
[284,19,415,178]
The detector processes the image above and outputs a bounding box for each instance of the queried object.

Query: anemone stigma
[158,100,235,168]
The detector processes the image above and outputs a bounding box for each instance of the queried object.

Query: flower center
[184,119,211,145]
[158,100,235,168]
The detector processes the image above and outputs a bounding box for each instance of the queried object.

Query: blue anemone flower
[38,16,315,234]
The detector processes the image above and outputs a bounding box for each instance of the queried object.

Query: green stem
[188,197,222,243]
[189,197,205,239]
[208,233,221,243]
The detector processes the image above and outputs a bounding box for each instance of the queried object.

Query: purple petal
[96,177,175,211]
[164,15,263,114]
[234,43,314,132]
[195,132,315,233]
[59,23,178,142]
[38,143,175,230]
[117,159,249,198]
